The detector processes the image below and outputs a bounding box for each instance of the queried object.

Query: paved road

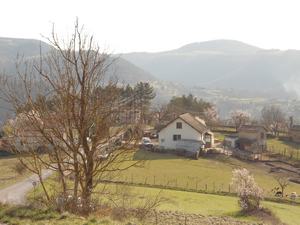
[0,170,52,205]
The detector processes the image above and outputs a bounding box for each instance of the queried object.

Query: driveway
[0,169,52,205]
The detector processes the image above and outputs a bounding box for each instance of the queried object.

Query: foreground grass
[114,150,300,196]
[0,156,30,189]
[9,183,300,225]
[0,205,126,225]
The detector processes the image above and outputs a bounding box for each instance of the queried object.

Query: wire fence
[268,144,300,161]
[103,174,300,204]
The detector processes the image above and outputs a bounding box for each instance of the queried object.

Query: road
[0,170,52,205]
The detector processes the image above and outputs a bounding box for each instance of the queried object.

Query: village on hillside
[1,5,300,223]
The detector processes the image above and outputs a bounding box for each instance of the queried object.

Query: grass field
[267,137,300,161]
[112,150,300,197]
[0,156,30,189]
[14,184,300,225]
[21,149,300,225]
[128,185,300,225]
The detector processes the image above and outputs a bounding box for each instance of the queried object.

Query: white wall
[158,118,203,149]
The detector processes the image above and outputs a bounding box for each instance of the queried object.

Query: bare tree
[0,21,142,214]
[274,176,289,198]
[261,105,286,137]
[230,110,251,130]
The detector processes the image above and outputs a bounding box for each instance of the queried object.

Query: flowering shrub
[231,168,264,212]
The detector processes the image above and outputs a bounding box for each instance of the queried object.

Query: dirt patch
[123,209,263,225]
[247,208,285,225]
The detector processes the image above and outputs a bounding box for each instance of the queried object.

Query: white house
[158,113,214,151]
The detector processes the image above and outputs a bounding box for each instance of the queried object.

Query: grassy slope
[267,138,300,160]
[117,150,300,196]
[0,156,30,189]
[129,185,300,225]
[6,185,300,225]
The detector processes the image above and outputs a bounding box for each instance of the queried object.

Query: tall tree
[0,21,142,214]
[134,82,155,123]
[261,105,286,136]
[166,94,215,121]
[230,110,251,130]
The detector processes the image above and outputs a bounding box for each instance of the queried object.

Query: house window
[173,134,181,141]
[161,138,165,143]
[176,122,182,129]
[261,132,265,139]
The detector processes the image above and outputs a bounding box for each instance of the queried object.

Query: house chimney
[289,116,294,128]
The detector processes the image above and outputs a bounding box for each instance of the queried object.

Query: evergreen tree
[133,82,156,123]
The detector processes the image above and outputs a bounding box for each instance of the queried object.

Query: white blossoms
[231,168,264,212]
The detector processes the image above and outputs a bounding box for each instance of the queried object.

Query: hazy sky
[1,0,300,53]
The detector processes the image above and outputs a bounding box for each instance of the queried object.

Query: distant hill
[0,37,159,122]
[0,37,53,60]
[122,39,300,96]
[0,37,156,83]
[171,39,261,54]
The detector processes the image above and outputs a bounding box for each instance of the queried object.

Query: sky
[1,0,300,53]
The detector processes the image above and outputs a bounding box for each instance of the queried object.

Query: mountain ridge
[121,39,300,97]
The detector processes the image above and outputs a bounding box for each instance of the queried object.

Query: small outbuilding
[237,125,267,153]
[224,134,239,149]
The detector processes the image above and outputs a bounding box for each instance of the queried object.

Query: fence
[103,174,300,203]
[103,175,234,196]
[268,145,300,161]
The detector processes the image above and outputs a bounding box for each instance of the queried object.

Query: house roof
[238,125,267,132]
[158,113,208,134]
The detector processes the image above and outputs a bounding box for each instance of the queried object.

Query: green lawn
[213,131,227,141]
[21,183,300,225]
[113,150,300,197]
[267,138,300,161]
[22,149,300,225]
[0,156,30,189]
[128,185,300,225]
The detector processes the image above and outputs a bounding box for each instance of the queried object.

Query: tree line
[230,105,289,136]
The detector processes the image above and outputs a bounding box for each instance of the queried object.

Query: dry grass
[0,156,30,189]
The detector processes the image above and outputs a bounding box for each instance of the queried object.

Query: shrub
[231,168,263,212]
[12,161,27,175]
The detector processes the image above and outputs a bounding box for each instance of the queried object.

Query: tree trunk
[81,148,94,215]
[38,173,50,202]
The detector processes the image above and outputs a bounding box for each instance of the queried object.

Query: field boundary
[98,179,300,206]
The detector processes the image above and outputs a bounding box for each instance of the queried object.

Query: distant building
[289,125,300,143]
[158,113,214,151]
[224,134,239,149]
[237,125,267,153]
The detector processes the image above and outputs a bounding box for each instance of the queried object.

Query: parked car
[150,133,158,139]
[141,137,153,150]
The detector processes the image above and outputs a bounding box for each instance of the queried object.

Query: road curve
[0,170,52,205]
